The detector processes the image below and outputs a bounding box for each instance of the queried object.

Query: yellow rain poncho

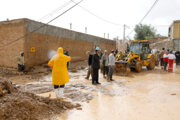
[48,47,71,85]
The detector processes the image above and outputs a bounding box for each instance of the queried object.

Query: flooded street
[2,64,180,120]
[55,66,180,120]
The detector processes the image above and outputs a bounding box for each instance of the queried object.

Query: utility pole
[116,36,119,50]
[107,33,109,39]
[70,23,72,30]
[123,24,126,41]
[85,27,87,33]
[104,33,106,38]
[123,24,127,51]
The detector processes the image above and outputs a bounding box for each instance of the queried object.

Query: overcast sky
[1,0,180,40]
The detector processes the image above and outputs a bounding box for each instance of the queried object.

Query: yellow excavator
[115,40,158,75]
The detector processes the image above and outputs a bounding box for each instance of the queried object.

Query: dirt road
[55,66,180,120]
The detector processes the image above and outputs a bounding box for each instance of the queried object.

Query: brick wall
[0,20,25,68]
[24,19,116,68]
[25,32,95,68]
[0,19,116,69]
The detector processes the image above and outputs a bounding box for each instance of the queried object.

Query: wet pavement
[54,66,180,120]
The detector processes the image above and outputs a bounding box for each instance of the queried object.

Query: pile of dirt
[0,78,80,120]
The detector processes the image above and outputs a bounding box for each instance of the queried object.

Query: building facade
[0,19,116,69]
[168,20,180,50]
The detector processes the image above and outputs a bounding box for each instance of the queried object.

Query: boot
[58,88,65,100]
[54,89,60,98]
[107,76,110,82]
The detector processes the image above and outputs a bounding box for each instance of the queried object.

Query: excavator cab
[130,42,151,60]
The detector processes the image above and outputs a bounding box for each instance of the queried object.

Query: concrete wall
[0,19,25,68]
[24,19,116,68]
[174,39,180,50]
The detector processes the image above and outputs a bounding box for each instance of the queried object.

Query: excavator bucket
[115,61,130,75]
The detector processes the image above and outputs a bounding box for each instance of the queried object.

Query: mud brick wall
[24,19,116,68]
[150,39,173,50]
[0,20,25,68]
[149,37,168,44]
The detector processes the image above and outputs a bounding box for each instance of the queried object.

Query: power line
[70,0,122,26]
[0,0,83,48]
[126,0,160,38]
[38,0,73,22]
[139,0,159,23]
[111,25,168,39]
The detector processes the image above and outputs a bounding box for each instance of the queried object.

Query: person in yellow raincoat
[48,47,71,99]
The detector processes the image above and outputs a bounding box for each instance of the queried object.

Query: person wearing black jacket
[85,51,93,80]
[175,50,180,65]
[92,47,101,85]
[64,50,70,68]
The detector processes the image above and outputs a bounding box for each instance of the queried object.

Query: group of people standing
[85,47,116,85]
[159,48,177,72]
[19,46,179,100]
[48,47,116,99]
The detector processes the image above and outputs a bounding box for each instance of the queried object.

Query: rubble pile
[0,78,80,120]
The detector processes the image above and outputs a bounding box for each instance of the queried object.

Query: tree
[134,24,156,40]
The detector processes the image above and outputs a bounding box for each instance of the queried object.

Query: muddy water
[54,66,180,120]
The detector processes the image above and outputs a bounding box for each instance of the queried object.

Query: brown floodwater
[40,66,180,120]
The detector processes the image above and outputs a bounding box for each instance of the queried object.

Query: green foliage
[134,24,156,40]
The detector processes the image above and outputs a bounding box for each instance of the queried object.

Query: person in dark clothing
[175,50,180,65]
[64,50,70,68]
[101,50,109,78]
[160,48,165,69]
[85,51,93,80]
[16,52,25,72]
[99,51,103,59]
[115,49,118,56]
[92,47,101,85]
[163,51,168,71]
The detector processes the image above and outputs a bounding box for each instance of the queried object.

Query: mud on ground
[0,60,87,85]
[0,78,81,120]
